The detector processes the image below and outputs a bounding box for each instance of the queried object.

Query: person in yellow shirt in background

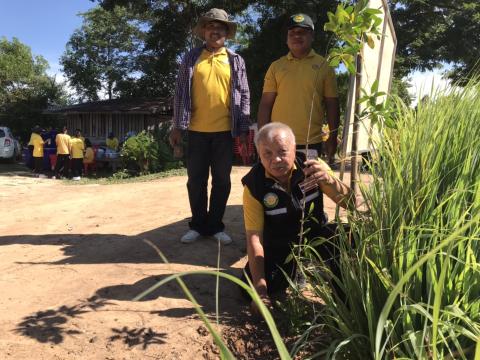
[28,125,48,178]
[257,13,340,165]
[70,129,85,181]
[106,132,119,151]
[83,138,95,176]
[54,126,71,179]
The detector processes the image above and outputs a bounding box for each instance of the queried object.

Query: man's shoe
[180,230,201,244]
[213,231,232,245]
[72,176,81,181]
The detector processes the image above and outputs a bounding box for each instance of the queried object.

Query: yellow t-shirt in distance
[263,50,338,145]
[56,133,71,155]
[29,133,44,157]
[70,137,85,159]
[84,147,94,163]
[189,48,231,132]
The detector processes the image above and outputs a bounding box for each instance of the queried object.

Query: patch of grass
[63,167,186,185]
[291,80,480,359]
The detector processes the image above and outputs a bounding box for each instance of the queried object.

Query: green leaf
[366,35,375,49]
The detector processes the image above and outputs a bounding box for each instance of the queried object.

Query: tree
[0,37,67,141]
[61,6,144,101]
[390,0,480,83]
[96,0,252,98]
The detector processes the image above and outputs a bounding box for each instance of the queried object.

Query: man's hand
[325,134,338,162]
[250,294,272,318]
[303,159,335,186]
[169,128,182,147]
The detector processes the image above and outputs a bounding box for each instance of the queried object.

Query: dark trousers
[242,223,348,297]
[71,158,83,177]
[33,157,43,174]
[54,154,70,178]
[186,130,233,236]
[296,142,325,158]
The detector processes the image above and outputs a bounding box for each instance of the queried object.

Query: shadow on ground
[6,204,254,350]
[1,205,246,268]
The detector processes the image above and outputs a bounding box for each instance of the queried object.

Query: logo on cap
[263,192,279,208]
[293,15,305,23]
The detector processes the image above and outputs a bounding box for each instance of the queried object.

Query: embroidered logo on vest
[263,192,279,208]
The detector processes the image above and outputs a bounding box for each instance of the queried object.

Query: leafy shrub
[120,123,182,174]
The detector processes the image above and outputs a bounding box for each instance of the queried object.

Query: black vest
[242,154,327,265]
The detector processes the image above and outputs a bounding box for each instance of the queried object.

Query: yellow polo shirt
[70,137,85,159]
[189,48,231,132]
[29,133,44,157]
[243,159,333,231]
[56,133,71,155]
[263,50,338,145]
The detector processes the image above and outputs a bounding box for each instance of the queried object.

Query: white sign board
[344,0,397,153]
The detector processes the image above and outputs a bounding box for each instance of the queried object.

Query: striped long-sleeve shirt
[173,46,250,137]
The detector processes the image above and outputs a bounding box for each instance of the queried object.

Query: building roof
[45,98,172,115]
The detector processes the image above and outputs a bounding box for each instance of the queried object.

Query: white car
[0,126,21,162]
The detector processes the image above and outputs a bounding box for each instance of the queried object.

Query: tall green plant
[297,81,480,359]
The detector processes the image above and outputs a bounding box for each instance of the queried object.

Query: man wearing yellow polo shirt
[28,125,48,178]
[169,8,250,245]
[258,13,340,165]
[54,126,71,179]
[70,129,85,181]
[240,123,354,315]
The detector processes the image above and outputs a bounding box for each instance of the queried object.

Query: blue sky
[0,0,95,76]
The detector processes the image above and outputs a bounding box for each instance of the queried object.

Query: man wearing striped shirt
[169,8,250,245]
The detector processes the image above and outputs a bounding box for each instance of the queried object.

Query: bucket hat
[193,8,237,40]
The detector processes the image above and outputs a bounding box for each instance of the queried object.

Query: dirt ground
[0,163,353,359]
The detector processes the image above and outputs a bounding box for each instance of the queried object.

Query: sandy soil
[0,164,354,359]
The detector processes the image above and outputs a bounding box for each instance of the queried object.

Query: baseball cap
[286,13,314,31]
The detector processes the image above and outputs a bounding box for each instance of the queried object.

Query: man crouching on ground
[241,122,355,315]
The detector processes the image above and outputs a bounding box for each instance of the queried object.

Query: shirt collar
[287,49,316,61]
[203,46,227,56]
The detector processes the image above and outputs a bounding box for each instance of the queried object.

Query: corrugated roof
[45,98,173,115]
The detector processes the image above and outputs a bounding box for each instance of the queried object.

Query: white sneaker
[180,230,201,244]
[72,176,81,181]
[213,231,232,245]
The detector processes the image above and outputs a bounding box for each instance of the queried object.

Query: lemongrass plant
[292,80,480,359]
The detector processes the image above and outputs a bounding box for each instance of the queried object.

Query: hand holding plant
[250,294,272,318]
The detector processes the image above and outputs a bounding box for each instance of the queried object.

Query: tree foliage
[0,37,67,141]
[82,0,477,106]
[390,0,480,82]
[61,6,144,101]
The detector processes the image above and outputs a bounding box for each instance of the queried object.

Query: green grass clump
[293,81,480,359]
[63,167,186,185]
